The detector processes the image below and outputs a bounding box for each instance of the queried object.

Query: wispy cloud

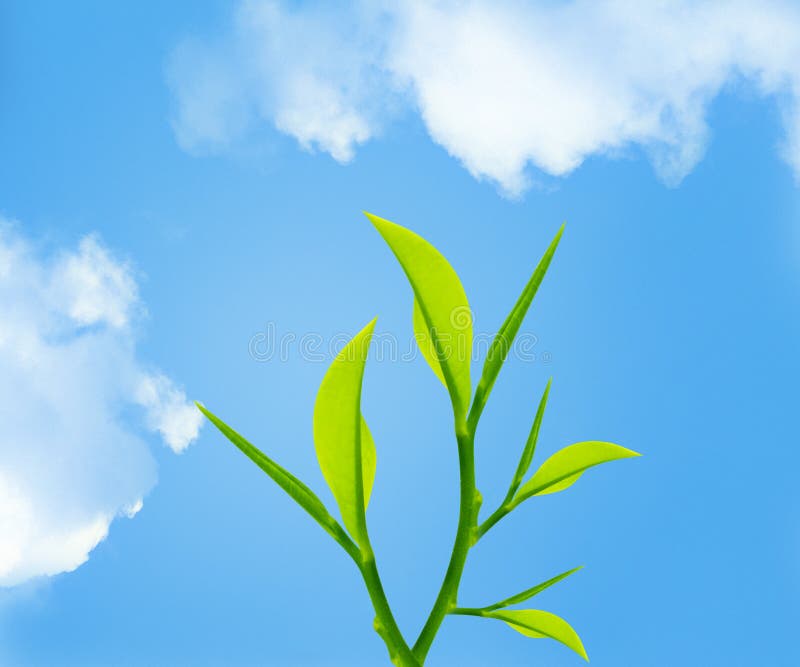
[167,0,800,196]
[166,1,391,162]
[0,224,202,587]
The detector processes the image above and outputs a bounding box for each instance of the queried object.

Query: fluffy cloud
[166,1,390,162]
[0,224,202,587]
[167,0,800,195]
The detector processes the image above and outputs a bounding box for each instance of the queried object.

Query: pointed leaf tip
[517,441,640,501]
[506,378,553,500]
[197,405,355,556]
[484,565,584,611]
[469,225,564,429]
[369,212,472,420]
[313,319,378,545]
[488,609,588,661]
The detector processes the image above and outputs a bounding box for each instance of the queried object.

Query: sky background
[2,1,800,666]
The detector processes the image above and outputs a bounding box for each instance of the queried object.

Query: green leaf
[487,609,588,661]
[482,566,583,611]
[537,472,583,495]
[366,212,472,421]
[360,417,377,506]
[505,378,551,502]
[313,318,378,546]
[196,403,358,559]
[516,441,640,501]
[413,297,446,387]
[469,225,563,431]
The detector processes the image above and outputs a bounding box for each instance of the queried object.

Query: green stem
[358,548,420,667]
[412,428,477,663]
[450,607,487,617]
[476,501,513,540]
[332,524,364,563]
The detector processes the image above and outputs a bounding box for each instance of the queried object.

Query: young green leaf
[366,212,472,421]
[482,566,583,611]
[537,472,583,495]
[313,318,378,546]
[413,298,446,387]
[487,609,588,661]
[516,441,640,502]
[505,378,552,502]
[196,403,359,561]
[360,417,377,506]
[469,225,563,431]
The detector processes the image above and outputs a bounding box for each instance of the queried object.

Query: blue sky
[1,1,800,666]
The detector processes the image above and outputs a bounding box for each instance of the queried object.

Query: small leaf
[536,471,583,496]
[506,378,551,501]
[516,441,640,501]
[469,225,563,430]
[413,298,446,386]
[313,318,377,545]
[483,566,583,611]
[487,609,588,661]
[197,403,357,558]
[366,212,472,421]
[360,417,377,507]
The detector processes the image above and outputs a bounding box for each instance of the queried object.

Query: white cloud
[53,235,139,329]
[135,374,202,453]
[0,222,202,587]
[166,0,389,161]
[167,0,800,195]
